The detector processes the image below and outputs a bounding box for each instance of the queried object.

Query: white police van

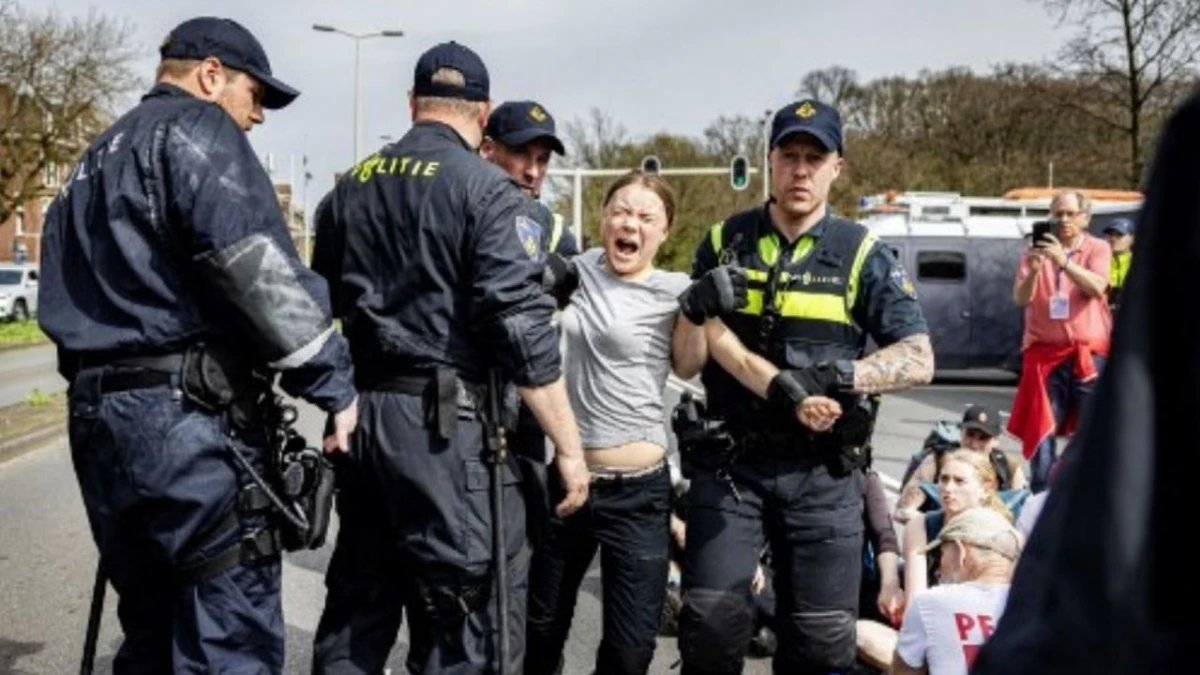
[858,189,1141,373]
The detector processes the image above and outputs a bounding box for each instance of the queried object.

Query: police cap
[770,99,843,154]
[486,101,566,155]
[160,17,300,109]
[412,41,490,102]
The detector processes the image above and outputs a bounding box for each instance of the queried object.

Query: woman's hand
[797,396,842,432]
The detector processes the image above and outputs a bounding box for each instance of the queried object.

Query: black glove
[767,371,810,419]
[678,266,749,325]
[543,252,579,309]
[790,365,842,399]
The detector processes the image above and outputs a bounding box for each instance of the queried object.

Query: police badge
[515,215,543,261]
[890,265,917,298]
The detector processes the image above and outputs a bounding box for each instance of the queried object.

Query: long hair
[939,449,1012,521]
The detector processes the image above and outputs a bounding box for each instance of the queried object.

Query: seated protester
[902,450,1013,606]
[890,507,1023,675]
[1015,454,1063,540]
[855,469,906,672]
[525,170,826,675]
[894,405,1028,524]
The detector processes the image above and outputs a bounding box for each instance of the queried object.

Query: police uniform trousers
[679,452,865,675]
[312,388,527,675]
[68,367,283,674]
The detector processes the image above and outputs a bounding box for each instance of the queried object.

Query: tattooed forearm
[852,333,934,394]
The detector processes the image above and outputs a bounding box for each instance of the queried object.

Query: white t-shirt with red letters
[895,581,1011,675]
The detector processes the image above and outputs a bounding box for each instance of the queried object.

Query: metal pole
[572,169,583,248]
[761,111,772,202]
[354,38,362,164]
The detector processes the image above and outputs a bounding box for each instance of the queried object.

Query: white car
[0,264,38,321]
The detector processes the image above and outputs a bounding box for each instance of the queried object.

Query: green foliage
[24,387,50,407]
[0,319,48,349]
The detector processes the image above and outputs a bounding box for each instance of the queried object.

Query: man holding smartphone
[1009,190,1112,492]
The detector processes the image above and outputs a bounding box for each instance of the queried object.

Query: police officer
[481,100,580,259]
[38,17,358,673]
[1104,217,1135,313]
[309,42,589,674]
[481,99,578,549]
[673,99,935,674]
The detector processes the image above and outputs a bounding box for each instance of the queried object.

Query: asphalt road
[0,378,1021,674]
[0,344,65,409]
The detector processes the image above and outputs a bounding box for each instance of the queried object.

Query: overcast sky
[46,0,1072,218]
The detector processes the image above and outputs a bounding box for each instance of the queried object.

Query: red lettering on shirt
[963,644,981,666]
[979,613,995,639]
[954,613,976,641]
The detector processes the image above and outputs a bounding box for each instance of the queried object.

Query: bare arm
[1059,259,1108,298]
[671,314,707,380]
[519,376,590,516]
[1013,252,1042,307]
[903,516,930,602]
[703,318,779,397]
[853,333,935,395]
[894,456,936,521]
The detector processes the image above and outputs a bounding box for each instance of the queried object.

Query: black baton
[486,369,510,675]
[80,564,106,675]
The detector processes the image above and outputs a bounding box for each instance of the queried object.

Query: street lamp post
[312,24,404,164]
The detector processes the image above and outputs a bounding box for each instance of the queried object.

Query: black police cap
[770,99,843,154]
[412,41,490,102]
[486,101,566,155]
[159,17,299,110]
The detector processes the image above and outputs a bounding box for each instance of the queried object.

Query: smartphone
[1032,221,1052,245]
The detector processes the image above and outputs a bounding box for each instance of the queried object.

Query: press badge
[1050,295,1070,320]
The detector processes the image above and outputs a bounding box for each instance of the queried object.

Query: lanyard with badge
[1049,250,1077,320]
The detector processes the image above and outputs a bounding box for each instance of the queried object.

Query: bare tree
[562,107,629,169]
[0,0,141,227]
[1039,0,1200,186]
[797,66,861,109]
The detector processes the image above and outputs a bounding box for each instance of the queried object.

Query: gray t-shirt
[561,248,691,451]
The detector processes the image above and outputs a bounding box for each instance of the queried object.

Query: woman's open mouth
[614,236,640,257]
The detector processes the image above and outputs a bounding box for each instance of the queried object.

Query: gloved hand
[543,252,579,309]
[678,266,749,325]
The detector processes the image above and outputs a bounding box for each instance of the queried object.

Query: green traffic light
[730,156,749,191]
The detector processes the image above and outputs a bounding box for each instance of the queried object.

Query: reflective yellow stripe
[779,291,850,322]
[791,236,815,262]
[758,235,780,266]
[746,269,769,282]
[739,289,850,323]
[845,232,878,311]
[550,214,564,252]
[708,221,725,256]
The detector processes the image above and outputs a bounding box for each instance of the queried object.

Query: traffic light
[641,155,661,174]
[730,155,749,191]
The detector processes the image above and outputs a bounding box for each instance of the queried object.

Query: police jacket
[39,84,355,414]
[311,122,560,387]
[693,205,928,431]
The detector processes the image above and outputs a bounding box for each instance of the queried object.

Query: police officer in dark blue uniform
[481,100,580,259]
[309,42,590,675]
[481,99,578,548]
[37,17,359,673]
[672,99,935,674]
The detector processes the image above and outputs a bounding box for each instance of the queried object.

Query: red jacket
[1007,341,1109,459]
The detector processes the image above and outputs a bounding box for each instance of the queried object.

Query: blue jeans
[68,368,283,674]
[1030,354,1107,493]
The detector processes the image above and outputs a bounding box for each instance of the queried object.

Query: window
[970,206,1022,216]
[917,250,967,282]
[44,162,59,188]
[14,208,24,236]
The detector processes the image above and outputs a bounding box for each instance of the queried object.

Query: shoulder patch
[515,215,543,261]
[890,264,917,299]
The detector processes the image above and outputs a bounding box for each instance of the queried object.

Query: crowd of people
[32,12,1147,675]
